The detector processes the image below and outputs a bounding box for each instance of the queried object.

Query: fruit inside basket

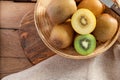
[34,0,120,59]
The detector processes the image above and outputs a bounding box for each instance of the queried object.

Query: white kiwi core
[82,40,89,49]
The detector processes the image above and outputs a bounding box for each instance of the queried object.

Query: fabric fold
[2,42,120,80]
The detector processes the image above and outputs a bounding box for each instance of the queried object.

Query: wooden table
[0,1,35,78]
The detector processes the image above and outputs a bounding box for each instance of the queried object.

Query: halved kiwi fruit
[74,34,96,55]
[71,8,96,34]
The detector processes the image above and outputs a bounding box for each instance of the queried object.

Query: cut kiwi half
[71,8,96,34]
[74,34,96,55]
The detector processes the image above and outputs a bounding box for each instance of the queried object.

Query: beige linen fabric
[2,41,120,80]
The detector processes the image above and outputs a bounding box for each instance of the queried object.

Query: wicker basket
[34,0,120,59]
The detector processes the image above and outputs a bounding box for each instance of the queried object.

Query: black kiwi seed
[80,16,88,26]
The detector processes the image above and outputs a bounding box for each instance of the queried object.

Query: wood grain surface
[0,27,33,79]
[19,9,55,64]
[0,1,55,78]
[0,1,35,29]
[0,1,35,78]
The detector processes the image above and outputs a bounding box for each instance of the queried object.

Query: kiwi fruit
[71,8,96,34]
[93,13,118,42]
[78,0,105,16]
[74,34,96,55]
[49,21,74,49]
[46,0,77,24]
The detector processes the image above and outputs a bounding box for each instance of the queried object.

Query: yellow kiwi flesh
[71,8,96,34]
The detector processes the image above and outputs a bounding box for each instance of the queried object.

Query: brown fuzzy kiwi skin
[49,22,74,49]
[77,0,105,17]
[93,13,118,42]
[46,0,77,25]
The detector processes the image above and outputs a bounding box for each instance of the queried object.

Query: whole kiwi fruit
[93,13,118,42]
[49,21,74,49]
[46,0,77,24]
[78,0,105,16]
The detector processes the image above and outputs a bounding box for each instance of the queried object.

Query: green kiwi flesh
[74,34,96,55]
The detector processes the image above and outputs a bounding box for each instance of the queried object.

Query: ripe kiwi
[71,8,96,34]
[93,13,118,42]
[49,21,74,49]
[78,0,105,16]
[46,0,77,24]
[74,34,96,55]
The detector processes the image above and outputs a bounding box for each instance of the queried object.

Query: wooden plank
[19,10,55,64]
[0,1,35,29]
[0,57,32,78]
[0,29,26,57]
[0,73,8,80]
[0,1,35,79]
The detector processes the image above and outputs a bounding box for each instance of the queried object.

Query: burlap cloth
[2,37,120,80]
